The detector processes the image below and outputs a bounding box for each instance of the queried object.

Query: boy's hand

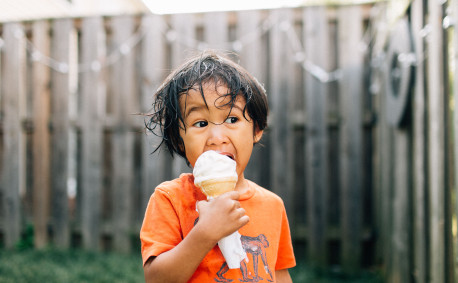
[195,191,249,243]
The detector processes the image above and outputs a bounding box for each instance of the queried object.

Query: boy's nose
[206,123,229,145]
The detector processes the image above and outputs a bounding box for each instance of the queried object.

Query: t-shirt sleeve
[140,187,182,266]
[275,205,296,270]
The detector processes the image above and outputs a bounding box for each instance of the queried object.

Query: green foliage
[290,259,384,283]
[0,248,383,283]
[15,224,35,251]
[0,249,144,283]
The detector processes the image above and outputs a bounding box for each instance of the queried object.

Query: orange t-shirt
[140,173,296,282]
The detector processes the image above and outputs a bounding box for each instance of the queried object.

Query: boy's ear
[254,129,263,144]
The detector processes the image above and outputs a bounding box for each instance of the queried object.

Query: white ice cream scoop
[193,151,238,199]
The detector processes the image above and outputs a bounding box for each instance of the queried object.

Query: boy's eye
[225,117,238,124]
[193,121,208,128]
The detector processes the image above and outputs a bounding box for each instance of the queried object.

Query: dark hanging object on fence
[384,16,415,127]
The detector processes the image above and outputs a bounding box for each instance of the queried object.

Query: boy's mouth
[219,152,235,160]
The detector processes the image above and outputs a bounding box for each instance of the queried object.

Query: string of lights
[0,3,438,83]
[161,12,278,53]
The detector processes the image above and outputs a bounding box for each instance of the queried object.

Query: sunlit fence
[0,1,456,281]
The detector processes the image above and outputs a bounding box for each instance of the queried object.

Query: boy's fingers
[231,191,240,200]
[233,200,241,209]
[239,215,250,226]
[219,190,240,200]
[236,207,246,218]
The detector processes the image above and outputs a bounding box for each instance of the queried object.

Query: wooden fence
[0,1,456,281]
[371,0,455,282]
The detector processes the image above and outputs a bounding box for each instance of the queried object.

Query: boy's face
[179,83,263,178]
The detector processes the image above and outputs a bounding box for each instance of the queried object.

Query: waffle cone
[197,177,237,198]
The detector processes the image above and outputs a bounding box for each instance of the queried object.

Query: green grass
[289,259,383,283]
[0,248,144,283]
[0,248,383,283]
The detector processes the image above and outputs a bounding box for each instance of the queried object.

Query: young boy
[141,51,296,283]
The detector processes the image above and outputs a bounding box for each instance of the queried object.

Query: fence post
[140,14,168,214]
[383,16,415,282]
[51,18,72,249]
[80,16,105,251]
[32,20,51,249]
[453,0,458,281]
[391,128,412,282]
[110,16,136,254]
[303,6,329,267]
[411,0,428,282]
[1,23,26,249]
[237,10,267,187]
[338,5,363,273]
[427,1,453,282]
[170,13,195,179]
[268,8,295,227]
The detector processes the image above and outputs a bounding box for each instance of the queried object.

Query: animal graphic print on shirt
[215,234,273,283]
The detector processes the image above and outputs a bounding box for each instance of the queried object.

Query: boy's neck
[235,175,254,200]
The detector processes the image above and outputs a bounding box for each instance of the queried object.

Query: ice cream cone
[193,151,247,269]
[197,177,237,199]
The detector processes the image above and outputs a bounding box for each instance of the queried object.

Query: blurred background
[0,0,456,282]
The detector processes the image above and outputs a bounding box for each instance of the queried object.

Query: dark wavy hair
[145,51,269,161]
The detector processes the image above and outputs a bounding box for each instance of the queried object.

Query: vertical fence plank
[411,0,428,282]
[326,16,340,243]
[51,18,72,248]
[269,8,295,222]
[368,2,388,268]
[391,129,412,282]
[338,5,363,273]
[110,16,136,253]
[170,13,195,178]
[444,19,455,283]
[303,6,329,267]
[0,24,2,242]
[80,17,105,251]
[0,23,2,241]
[32,20,51,249]
[374,37,396,276]
[383,15,414,283]
[140,14,168,214]
[427,1,448,282]
[204,12,228,50]
[1,23,26,249]
[453,0,458,281]
[237,10,266,185]
[378,86,395,278]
